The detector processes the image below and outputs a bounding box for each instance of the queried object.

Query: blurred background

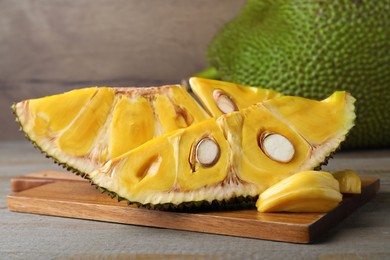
[0,0,246,140]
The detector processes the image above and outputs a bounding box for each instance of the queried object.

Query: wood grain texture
[11,171,86,192]
[7,171,380,243]
[0,0,246,140]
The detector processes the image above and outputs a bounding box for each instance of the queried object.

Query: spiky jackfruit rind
[91,181,257,212]
[206,0,389,148]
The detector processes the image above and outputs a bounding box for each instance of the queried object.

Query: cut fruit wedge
[189,77,282,117]
[13,85,209,175]
[89,92,355,208]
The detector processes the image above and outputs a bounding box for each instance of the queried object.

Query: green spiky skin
[207,0,390,149]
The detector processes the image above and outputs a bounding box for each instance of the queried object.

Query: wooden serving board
[7,171,380,243]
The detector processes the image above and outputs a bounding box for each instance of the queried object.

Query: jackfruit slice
[13,85,209,176]
[256,171,342,213]
[89,91,355,208]
[189,77,282,117]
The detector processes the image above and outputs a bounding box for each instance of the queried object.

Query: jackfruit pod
[256,171,342,213]
[332,169,361,194]
[13,85,209,175]
[189,77,282,117]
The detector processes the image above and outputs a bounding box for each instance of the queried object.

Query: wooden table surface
[1,140,389,259]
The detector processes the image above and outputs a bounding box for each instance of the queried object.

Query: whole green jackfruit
[203,0,390,148]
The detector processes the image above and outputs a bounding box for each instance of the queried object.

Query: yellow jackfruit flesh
[89,91,355,208]
[256,171,342,213]
[332,169,361,194]
[13,85,209,176]
[189,77,282,117]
